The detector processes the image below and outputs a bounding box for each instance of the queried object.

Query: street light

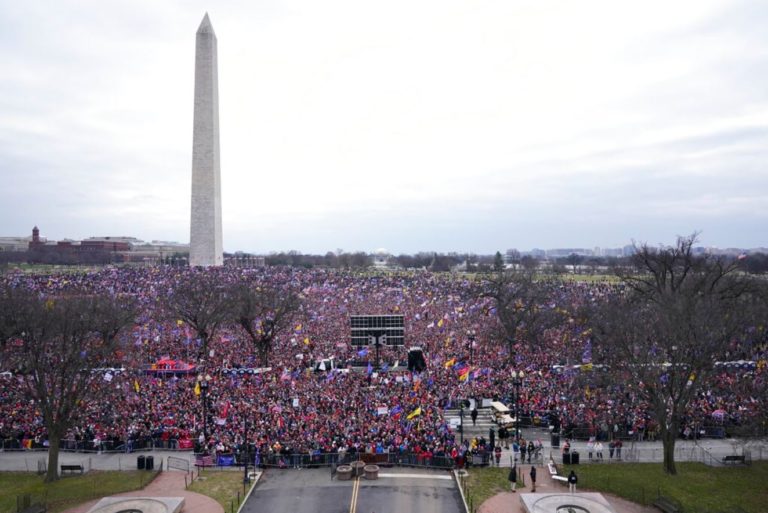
[467,329,476,365]
[511,370,525,442]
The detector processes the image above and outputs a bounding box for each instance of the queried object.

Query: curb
[453,469,471,513]
[235,470,263,513]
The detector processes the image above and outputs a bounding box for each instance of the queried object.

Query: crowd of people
[0,266,765,466]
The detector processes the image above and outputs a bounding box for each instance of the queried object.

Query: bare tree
[231,282,301,366]
[590,233,760,475]
[0,285,135,482]
[165,270,230,360]
[482,270,557,360]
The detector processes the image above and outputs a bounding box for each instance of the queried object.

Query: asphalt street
[240,467,463,513]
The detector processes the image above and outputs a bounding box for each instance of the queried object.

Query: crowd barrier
[0,437,196,454]
[194,450,480,471]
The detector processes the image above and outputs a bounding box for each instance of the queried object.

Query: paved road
[240,468,462,513]
[355,472,461,513]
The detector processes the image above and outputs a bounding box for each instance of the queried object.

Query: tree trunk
[662,428,677,475]
[45,433,61,483]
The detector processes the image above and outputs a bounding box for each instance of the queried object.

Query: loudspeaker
[407,348,426,372]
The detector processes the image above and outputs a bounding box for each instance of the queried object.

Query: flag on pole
[444,358,456,368]
[134,379,141,393]
[406,407,422,420]
[194,381,201,396]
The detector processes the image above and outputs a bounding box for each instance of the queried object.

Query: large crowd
[0,267,765,464]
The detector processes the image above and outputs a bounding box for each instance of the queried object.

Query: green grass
[563,461,768,513]
[188,470,250,511]
[554,273,620,283]
[463,467,519,511]
[0,471,156,513]
[465,462,768,513]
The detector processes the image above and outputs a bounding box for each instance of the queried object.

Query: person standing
[489,427,496,450]
[520,437,527,463]
[595,441,604,461]
[508,462,517,492]
[568,469,578,493]
[471,408,478,426]
[527,440,535,463]
[529,465,537,492]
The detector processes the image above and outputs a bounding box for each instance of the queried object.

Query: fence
[168,455,191,473]
[192,450,462,472]
[553,444,759,466]
[1,437,195,453]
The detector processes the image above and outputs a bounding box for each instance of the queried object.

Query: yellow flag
[304,337,310,345]
[437,319,444,328]
[194,381,201,396]
[176,319,184,327]
[133,379,140,393]
[444,358,456,368]
[407,407,422,420]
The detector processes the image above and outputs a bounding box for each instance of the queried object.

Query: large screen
[350,315,405,346]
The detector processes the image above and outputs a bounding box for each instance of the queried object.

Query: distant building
[0,235,32,252]
[22,227,190,264]
[504,249,520,264]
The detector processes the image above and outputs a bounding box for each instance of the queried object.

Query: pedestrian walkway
[59,471,222,513]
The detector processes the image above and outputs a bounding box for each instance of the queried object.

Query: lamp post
[511,370,524,442]
[467,330,476,365]
[459,401,465,446]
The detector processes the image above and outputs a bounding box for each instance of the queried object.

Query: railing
[0,437,196,453]
[168,455,191,473]
[194,450,465,471]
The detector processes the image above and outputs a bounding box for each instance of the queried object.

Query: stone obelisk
[189,13,223,267]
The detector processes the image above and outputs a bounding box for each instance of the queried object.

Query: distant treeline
[3,249,768,274]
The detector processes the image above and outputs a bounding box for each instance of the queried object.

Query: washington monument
[189,13,223,267]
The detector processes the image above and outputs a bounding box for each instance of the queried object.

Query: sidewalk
[462,428,768,468]
[1,435,765,473]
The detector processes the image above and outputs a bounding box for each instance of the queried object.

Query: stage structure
[350,315,404,369]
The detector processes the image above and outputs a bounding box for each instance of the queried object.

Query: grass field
[466,462,768,513]
[188,470,251,512]
[463,467,515,511]
[0,471,156,513]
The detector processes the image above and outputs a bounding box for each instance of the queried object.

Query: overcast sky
[1,0,766,254]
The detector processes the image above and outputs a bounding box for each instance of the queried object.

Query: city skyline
[1,0,767,254]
